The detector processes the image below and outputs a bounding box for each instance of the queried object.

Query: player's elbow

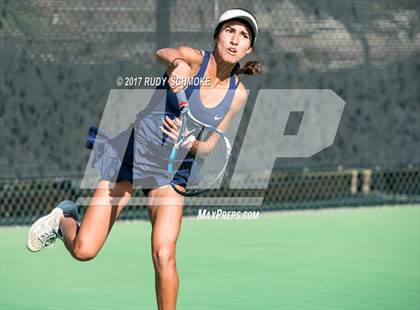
[156,48,175,62]
[156,46,184,58]
[155,48,166,60]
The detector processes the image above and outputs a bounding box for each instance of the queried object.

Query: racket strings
[169,126,229,190]
[186,128,229,189]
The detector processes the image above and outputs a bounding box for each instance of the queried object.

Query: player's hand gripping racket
[167,90,232,196]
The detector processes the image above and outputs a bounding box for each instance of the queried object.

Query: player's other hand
[160,116,195,148]
[161,116,182,142]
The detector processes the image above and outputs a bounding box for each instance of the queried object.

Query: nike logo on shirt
[214,115,223,120]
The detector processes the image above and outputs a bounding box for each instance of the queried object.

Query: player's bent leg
[60,180,133,261]
[148,186,184,310]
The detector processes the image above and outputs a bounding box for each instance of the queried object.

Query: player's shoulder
[227,79,248,115]
[234,80,249,104]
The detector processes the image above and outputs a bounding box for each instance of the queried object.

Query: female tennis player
[27,8,261,310]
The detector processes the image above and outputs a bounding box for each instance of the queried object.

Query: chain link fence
[1,0,419,224]
[2,0,419,68]
[1,164,419,225]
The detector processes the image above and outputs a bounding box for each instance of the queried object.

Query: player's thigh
[78,180,133,248]
[148,186,184,246]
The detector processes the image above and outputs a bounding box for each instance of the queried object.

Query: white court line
[75,196,265,206]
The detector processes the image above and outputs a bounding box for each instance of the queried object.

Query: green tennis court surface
[1,205,419,310]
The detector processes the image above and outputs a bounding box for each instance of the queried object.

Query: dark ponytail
[236,59,262,75]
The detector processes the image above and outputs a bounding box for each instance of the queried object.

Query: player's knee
[152,246,175,270]
[73,241,98,261]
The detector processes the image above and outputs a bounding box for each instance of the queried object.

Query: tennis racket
[167,90,232,196]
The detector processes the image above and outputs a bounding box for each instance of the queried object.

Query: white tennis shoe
[27,208,63,252]
[27,200,79,252]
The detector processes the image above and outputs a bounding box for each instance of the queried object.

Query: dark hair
[235,60,262,76]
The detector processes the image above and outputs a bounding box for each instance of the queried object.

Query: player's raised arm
[155,46,203,93]
[156,46,203,67]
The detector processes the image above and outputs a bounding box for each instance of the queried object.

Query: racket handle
[176,90,189,109]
